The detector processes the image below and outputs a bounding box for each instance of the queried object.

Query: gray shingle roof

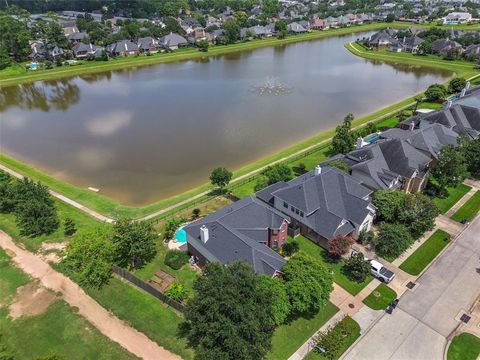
[159,33,188,48]
[184,196,289,275]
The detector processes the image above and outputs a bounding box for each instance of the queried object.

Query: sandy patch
[40,242,67,252]
[9,283,56,319]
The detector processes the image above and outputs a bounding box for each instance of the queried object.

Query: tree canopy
[261,164,293,185]
[210,167,233,189]
[375,223,412,259]
[332,113,355,155]
[431,144,469,189]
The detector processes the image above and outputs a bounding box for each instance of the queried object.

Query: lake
[0,32,452,206]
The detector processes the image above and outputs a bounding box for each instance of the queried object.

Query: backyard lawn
[362,284,397,310]
[433,184,472,214]
[0,249,136,360]
[452,191,480,222]
[447,333,480,360]
[267,302,339,360]
[294,236,372,295]
[303,316,361,360]
[399,230,451,276]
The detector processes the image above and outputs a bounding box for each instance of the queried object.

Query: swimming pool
[174,226,187,243]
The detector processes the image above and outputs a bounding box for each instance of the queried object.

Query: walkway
[0,230,180,360]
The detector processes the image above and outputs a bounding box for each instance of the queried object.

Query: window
[283,201,288,209]
[291,206,295,212]
[295,209,299,215]
[300,211,304,217]
[272,230,278,235]
[273,240,278,249]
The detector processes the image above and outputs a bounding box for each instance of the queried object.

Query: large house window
[295,209,299,215]
[283,201,288,209]
[290,206,295,212]
[300,211,304,217]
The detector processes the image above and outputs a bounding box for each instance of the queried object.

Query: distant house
[287,22,308,33]
[67,32,88,44]
[106,40,139,56]
[391,35,423,53]
[159,32,188,50]
[331,138,432,193]
[442,12,472,25]
[137,37,160,54]
[432,39,463,55]
[72,43,103,59]
[187,27,213,44]
[28,41,65,61]
[325,16,339,28]
[257,166,376,248]
[240,25,272,39]
[464,44,480,60]
[183,196,290,276]
[59,21,79,36]
[310,18,328,30]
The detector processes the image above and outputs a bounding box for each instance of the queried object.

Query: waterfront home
[391,35,424,53]
[330,138,432,193]
[442,12,473,25]
[72,43,104,59]
[106,40,139,56]
[183,196,289,276]
[464,44,480,60]
[159,32,188,50]
[432,39,463,55]
[240,25,273,39]
[187,28,213,44]
[257,166,376,248]
[367,28,398,48]
[310,18,328,30]
[28,41,65,61]
[287,22,308,33]
[137,37,160,54]
[325,16,340,28]
[67,32,88,44]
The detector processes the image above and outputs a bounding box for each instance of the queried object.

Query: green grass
[0,198,107,252]
[399,230,451,276]
[266,302,339,360]
[87,277,194,360]
[447,333,480,360]
[452,191,480,222]
[303,316,361,360]
[0,249,136,360]
[362,283,397,310]
[434,184,472,214]
[294,236,372,296]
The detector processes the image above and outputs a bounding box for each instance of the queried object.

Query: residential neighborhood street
[342,214,480,360]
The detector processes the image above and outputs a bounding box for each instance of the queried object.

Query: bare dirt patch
[40,241,67,252]
[9,283,56,319]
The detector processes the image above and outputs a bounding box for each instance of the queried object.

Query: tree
[418,40,433,55]
[431,145,469,189]
[111,218,158,269]
[0,47,11,70]
[332,114,355,155]
[164,282,188,303]
[328,160,349,173]
[345,253,370,282]
[198,39,209,52]
[164,249,190,270]
[424,84,447,102]
[256,276,290,326]
[275,20,287,32]
[254,175,269,191]
[191,208,201,219]
[375,223,412,259]
[372,190,406,223]
[282,240,299,256]
[327,235,355,258]
[262,164,293,185]
[413,95,423,111]
[461,138,480,178]
[283,253,333,314]
[263,0,280,18]
[386,13,395,22]
[61,229,114,289]
[164,217,185,239]
[210,167,233,189]
[398,193,438,239]
[0,171,15,213]
[63,217,77,236]
[222,18,240,44]
[184,262,277,360]
[448,77,467,93]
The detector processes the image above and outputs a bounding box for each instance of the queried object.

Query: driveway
[343,215,480,360]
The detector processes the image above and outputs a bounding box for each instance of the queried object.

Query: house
[28,41,65,61]
[187,27,213,44]
[159,33,188,50]
[367,29,398,48]
[325,16,339,28]
[442,12,472,24]
[257,166,376,248]
[137,37,160,53]
[106,40,139,56]
[287,22,307,33]
[72,43,103,59]
[240,25,272,39]
[331,138,432,193]
[432,39,463,55]
[183,196,290,276]
[310,18,328,30]
[380,121,459,161]
[59,21,79,36]
[67,32,88,44]
[464,44,480,60]
[394,35,424,53]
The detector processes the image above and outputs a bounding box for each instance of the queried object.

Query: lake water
[0,32,452,206]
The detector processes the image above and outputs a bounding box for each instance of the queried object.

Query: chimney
[466,81,471,90]
[409,121,415,131]
[314,165,322,176]
[460,88,466,97]
[200,225,209,243]
[356,137,367,149]
[446,100,453,108]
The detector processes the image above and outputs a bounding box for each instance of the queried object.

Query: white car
[370,259,395,283]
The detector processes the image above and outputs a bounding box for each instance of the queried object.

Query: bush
[357,230,374,245]
[312,316,358,360]
[164,282,188,303]
[261,164,293,185]
[63,217,77,236]
[327,236,354,259]
[282,241,299,257]
[164,217,185,240]
[375,223,412,259]
[424,84,447,102]
[344,253,370,282]
[448,77,467,93]
[191,208,201,219]
[164,250,189,270]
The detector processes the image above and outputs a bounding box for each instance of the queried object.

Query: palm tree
[413,95,423,112]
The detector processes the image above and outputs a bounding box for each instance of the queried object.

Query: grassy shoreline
[0,22,413,87]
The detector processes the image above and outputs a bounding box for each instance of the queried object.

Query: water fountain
[249,76,293,96]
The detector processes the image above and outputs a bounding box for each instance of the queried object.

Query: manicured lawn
[0,249,136,360]
[362,284,397,310]
[303,316,361,360]
[452,191,480,222]
[294,236,372,295]
[399,230,451,276]
[447,333,480,360]
[87,277,194,360]
[434,184,472,214]
[266,301,339,360]
[0,198,107,252]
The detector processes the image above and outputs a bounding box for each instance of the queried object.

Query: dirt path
[0,230,181,360]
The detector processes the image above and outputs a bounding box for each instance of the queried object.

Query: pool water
[175,226,187,243]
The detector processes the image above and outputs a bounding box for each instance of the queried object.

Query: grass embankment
[0,249,136,360]
[303,316,361,360]
[434,183,472,214]
[447,333,480,360]
[362,283,397,310]
[399,230,451,276]
[0,22,413,87]
[452,190,480,222]
[267,302,339,360]
[294,236,372,295]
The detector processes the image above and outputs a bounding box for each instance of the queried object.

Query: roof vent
[465,81,471,90]
[460,88,466,98]
[200,225,209,244]
[314,165,322,176]
[409,121,415,131]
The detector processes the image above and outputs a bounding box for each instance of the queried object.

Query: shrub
[261,164,293,185]
[357,230,375,245]
[344,253,370,282]
[63,217,77,236]
[282,241,299,257]
[448,77,467,93]
[164,250,189,270]
[164,282,188,303]
[424,84,447,102]
[191,208,201,219]
[164,217,185,239]
[312,316,358,360]
[327,236,355,259]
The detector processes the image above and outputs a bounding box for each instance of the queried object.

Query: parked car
[369,259,395,283]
